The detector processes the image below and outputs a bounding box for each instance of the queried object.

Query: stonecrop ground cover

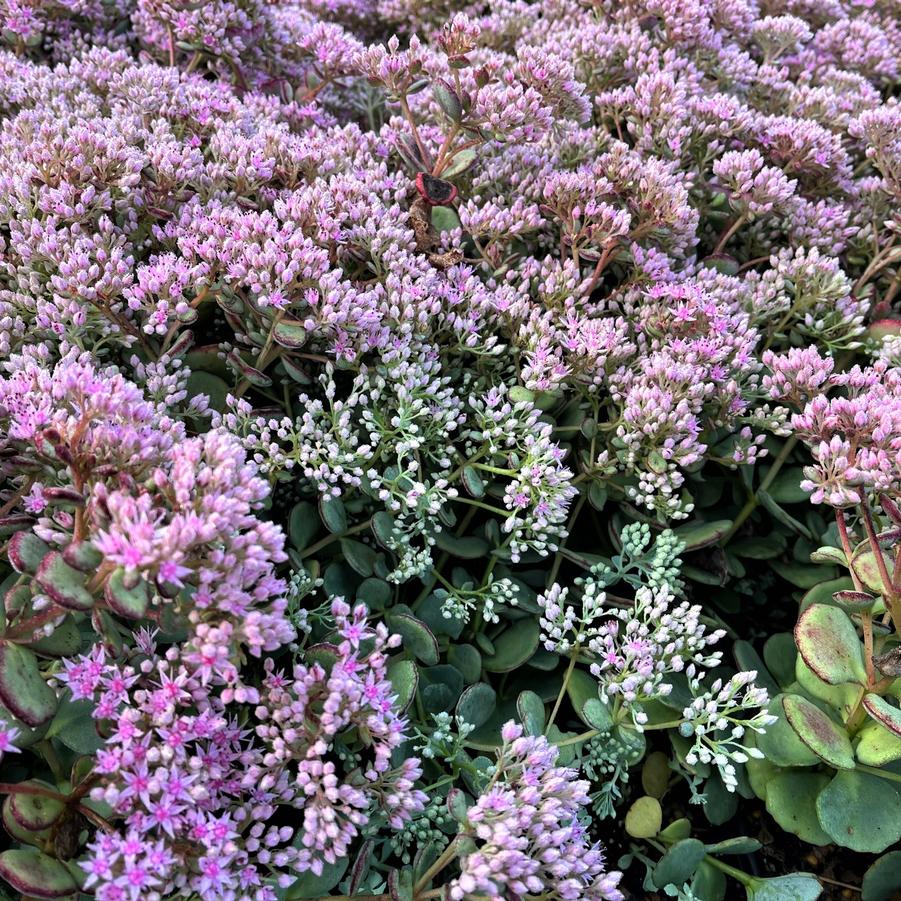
[0,0,899,898]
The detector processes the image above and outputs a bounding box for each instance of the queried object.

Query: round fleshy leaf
[587,480,608,511]
[285,856,349,900]
[304,643,339,672]
[61,541,103,573]
[388,866,415,901]
[515,690,545,736]
[794,604,866,685]
[869,319,901,341]
[732,533,787,560]
[816,770,901,852]
[482,618,539,673]
[279,356,313,385]
[447,644,481,683]
[35,552,93,611]
[862,851,901,901]
[754,695,819,768]
[758,490,812,540]
[433,531,489,559]
[832,590,877,613]
[225,350,270,387]
[355,577,391,611]
[763,632,797,689]
[456,682,496,730]
[0,848,78,898]
[340,539,378,577]
[703,771,737,826]
[747,874,822,901]
[289,502,319,550]
[7,531,49,575]
[799,576,854,613]
[461,466,485,498]
[855,719,901,766]
[419,664,463,714]
[582,697,613,731]
[745,748,780,801]
[387,659,417,711]
[1,798,51,846]
[653,838,706,890]
[4,583,31,618]
[795,657,862,723]
[734,641,779,696]
[475,633,494,656]
[765,772,831,845]
[446,788,470,826]
[691,862,727,901]
[672,518,732,551]
[853,544,895,595]
[271,317,308,349]
[9,782,64,831]
[25,616,82,658]
[772,560,830,588]
[104,567,149,619]
[566,667,605,729]
[185,370,229,412]
[782,694,854,769]
[385,613,438,666]
[46,698,105,755]
[318,495,347,534]
[863,693,901,738]
[641,751,671,799]
[0,515,35,538]
[464,698,517,751]
[624,796,662,839]
[0,642,58,727]
[809,545,846,566]
[705,837,762,856]
[443,147,477,179]
[430,204,461,232]
[658,818,691,842]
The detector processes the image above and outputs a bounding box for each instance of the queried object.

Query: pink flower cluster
[0,350,292,680]
[0,0,898,895]
[451,722,623,901]
[249,599,427,875]
[60,599,424,899]
[767,350,901,507]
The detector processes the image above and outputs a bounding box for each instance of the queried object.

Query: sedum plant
[0,0,898,899]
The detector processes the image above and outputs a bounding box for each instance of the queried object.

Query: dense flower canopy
[0,0,899,899]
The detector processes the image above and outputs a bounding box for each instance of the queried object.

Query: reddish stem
[78,803,115,833]
[860,498,900,632]
[836,509,864,590]
[0,783,68,802]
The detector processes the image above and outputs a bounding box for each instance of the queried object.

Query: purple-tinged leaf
[8,781,64,831]
[7,531,49,575]
[1,800,51,847]
[863,693,901,738]
[782,693,854,769]
[794,603,866,685]
[35,553,94,611]
[104,567,149,619]
[0,515,34,538]
[271,317,308,349]
[0,642,58,727]
[0,849,77,899]
[832,589,877,612]
[226,350,271,387]
[61,541,102,573]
